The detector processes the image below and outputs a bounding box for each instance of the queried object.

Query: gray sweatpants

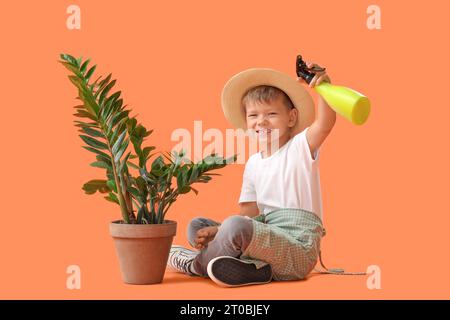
[187,215,254,277]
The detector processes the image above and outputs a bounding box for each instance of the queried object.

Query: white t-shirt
[238,126,323,220]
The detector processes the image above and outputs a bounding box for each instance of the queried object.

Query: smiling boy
[167,63,336,287]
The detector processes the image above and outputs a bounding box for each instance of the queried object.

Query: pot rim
[109,219,177,238]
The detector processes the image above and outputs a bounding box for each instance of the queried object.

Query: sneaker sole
[207,256,273,288]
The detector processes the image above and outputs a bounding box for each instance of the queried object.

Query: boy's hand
[297,61,331,88]
[194,226,219,250]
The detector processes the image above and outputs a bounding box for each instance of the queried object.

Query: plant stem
[162,191,178,220]
[122,173,135,223]
[149,196,156,223]
[111,159,130,223]
[102,126,130,224]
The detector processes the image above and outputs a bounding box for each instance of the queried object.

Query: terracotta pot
[109,220,177,285]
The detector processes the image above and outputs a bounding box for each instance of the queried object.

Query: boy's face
[245,96,298,145]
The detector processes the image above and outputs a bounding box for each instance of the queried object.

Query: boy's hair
[241,85,295,111]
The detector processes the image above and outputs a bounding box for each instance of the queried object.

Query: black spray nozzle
[296,54,326,85]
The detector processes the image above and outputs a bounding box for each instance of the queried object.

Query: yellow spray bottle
[296,55,371,125]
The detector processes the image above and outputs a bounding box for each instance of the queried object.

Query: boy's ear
[288,108,298,127]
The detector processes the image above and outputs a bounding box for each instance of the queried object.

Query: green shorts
[240,208,324,281]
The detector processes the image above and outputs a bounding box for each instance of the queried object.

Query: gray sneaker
[207,256,273,287]
[167,245,199,276]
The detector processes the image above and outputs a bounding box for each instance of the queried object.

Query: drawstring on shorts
[313,228,367,276]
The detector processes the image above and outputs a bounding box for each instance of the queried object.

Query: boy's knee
[221,215,250,227]
[188,217,206,229]
[220,215,253,244]
[186,217,206,246]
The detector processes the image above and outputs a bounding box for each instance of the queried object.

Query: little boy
[167,63,336,287]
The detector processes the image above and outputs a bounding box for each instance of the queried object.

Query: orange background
[0,0,449,299]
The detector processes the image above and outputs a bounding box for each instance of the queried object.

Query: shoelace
[170,250,194,273]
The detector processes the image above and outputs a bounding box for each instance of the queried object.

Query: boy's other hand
[297,61,331,88]
[195,226,219,250]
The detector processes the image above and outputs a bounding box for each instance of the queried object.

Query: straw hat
[221,68,315,134]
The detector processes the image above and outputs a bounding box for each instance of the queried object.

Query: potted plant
[59,54,235,284]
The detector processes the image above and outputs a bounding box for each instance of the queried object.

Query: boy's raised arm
[306,96,336,159]
[300,62,336,159]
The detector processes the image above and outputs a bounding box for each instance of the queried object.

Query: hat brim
[221,68,315,135]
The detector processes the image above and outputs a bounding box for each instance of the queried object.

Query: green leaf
[114,117,129,137]
[144,129,153,137]
[137,206,145,224]
[161,151,174,164]
[179,186,191,194]
[197,176,212,183]
[127,118,137,132]
[73,109,97,121]
[79,135,109,150]
[82,146,110,159]
[80,59,90,74]
[134,125,147,138]
[114,139,129,163]
[103,91,121,112]
[98,73,112,88]
[95,154,112,165]
[107,90,121,103]
[108,125,120,146]
[106,180,117,193]
[151,155,164,170]
[81,126,105,139]
[226,154,238,164]
[94,73,112,98]
[60,53,78,66]
[82,179,109,194]
[100,101,112,121]
[189,166,199,183]
[85,65,97,82]
[99,79,116,105]
[111,110,130,128]
[126,186,141,199]
[202,154,220,165]
[177,170,185,191]
[74,121,98,128]
[60,53,74,63]
[105,192,119,204]
[91,75,102,87]
[78,87,100,115]
[90,161,111,169]
[139,146,155,167]
[68,75,84,90]
[118,151,131,174]
[112,130,127,154]
[127,161,140,170]
[131,137,142,157]
[143,146,155,159]
[135,176,147,193]
[60,62,80,76]
[111,99,123,112]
